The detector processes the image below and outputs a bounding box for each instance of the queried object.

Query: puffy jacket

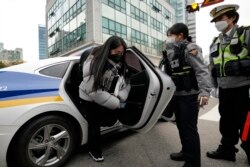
[79,55,130,110]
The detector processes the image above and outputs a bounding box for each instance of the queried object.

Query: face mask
[109,54,123,63]
[166,36,176,44]
[215,21,228,32]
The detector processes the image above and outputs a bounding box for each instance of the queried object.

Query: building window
[48,0,86,40]
[130,5,148,25]
[49,23,86,56]
[151,37,163,49]
[163,8,172,20]
[103,0,126,13]
[150,0,162,13]
[150,17,162,32]
[102,17,127,39]
[131,29,148,45]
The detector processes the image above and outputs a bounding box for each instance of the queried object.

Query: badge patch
[230,38,239,45]
[210,44,218,53]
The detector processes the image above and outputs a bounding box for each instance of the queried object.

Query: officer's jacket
[79,55,130,110]
[165,41,211,96]
[209,25,250,89]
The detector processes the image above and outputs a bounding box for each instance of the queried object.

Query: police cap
[210,4,239,22]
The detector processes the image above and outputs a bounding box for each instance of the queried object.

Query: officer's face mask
[215,20,228,32]
[166,36,176,44]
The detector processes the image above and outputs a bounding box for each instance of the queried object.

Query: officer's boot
[241,143,250,165]
[246,151,250,165]
[170,150,185,161]
[206,145,238,161]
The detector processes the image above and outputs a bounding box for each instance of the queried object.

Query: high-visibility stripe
[0,96,63,108]
[242,111,250,141]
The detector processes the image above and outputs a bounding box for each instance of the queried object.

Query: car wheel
[9,115,78,167]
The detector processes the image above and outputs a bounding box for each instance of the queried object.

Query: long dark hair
[168,23,192,42]
[90,36,127,90]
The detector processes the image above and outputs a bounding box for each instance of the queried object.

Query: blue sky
[0,0,249,62]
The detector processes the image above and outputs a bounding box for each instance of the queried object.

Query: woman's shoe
[89,150,104,162]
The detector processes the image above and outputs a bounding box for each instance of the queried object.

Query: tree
[0,61,7,68]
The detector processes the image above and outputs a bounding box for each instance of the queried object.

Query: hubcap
[28,124,70,166]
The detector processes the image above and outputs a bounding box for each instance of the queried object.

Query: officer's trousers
[168,94,200,167]
[218,85,250,153]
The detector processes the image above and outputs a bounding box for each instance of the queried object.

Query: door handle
[150,92,157,96]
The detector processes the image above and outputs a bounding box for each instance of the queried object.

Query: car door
[118,46,175,133]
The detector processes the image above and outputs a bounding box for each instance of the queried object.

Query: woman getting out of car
[78,36,130,162]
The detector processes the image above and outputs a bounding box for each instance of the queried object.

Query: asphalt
[65,97,250,167]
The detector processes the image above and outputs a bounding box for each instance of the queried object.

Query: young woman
[78,36,130,162]
[163,23,211,167]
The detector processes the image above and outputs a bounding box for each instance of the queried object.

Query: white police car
[0,47,175,167]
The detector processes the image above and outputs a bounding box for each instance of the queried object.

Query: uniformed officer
[206,4,250,165]
[163,23,212,167]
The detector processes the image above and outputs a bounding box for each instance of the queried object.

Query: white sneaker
[89,151,104,162]
[160,114,176,122]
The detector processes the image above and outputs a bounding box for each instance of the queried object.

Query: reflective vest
[210,26,250,77]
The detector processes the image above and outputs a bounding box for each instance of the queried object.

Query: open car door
[118,47,175,133]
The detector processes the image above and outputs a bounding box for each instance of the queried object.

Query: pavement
[65,97,250,167]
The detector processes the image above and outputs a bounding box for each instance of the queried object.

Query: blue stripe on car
[0,71,61,100]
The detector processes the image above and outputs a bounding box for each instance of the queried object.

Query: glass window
[130,5,148,25]
[102,17,127,39]
[150,17,162,32]
[109,20,115,30]
[39,61,70,78]
[131,29,148,45]
[81,0,86,5]
[102,17,108,28]
[102,0,126,13]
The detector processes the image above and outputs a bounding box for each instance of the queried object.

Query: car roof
[1,56,79,73]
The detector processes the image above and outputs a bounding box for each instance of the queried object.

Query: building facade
[170,0,185,23]
[0,43,3,52]
[39,25,48,59]
[170,0,196,43]
[185,0,196,42]
[46,0,175,63]
[0,43,23,62]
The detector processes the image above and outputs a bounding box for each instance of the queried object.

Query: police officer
[206,4,250,165]
[164,23,211,167]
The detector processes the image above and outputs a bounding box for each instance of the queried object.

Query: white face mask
[215,21,228,32]
[166,36,176,44]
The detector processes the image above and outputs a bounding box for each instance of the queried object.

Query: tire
[9,115,78,167]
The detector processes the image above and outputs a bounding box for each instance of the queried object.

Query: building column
[86,0,102,43]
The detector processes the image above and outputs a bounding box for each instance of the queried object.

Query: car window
[39,61,70,78]
[125,51,143,73]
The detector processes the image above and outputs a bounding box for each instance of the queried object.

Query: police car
[0,47,175,167]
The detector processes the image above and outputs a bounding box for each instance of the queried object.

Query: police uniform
[207,4,250,164]
[164,40,211,167]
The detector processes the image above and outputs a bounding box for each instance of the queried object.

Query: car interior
[65,49,150,126]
